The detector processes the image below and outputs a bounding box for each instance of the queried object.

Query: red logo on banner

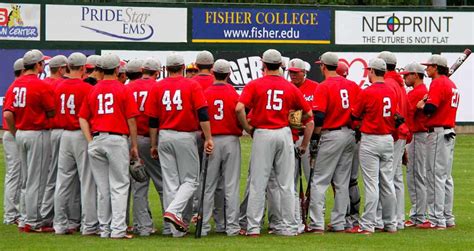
[339,58,369,87]
[0,8,8,26]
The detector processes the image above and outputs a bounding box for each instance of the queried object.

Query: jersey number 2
[451,88,460,108]
[266,90,283,111]
[383,97,391,117]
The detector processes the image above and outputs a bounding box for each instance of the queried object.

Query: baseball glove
[129,158,148,182]
[289,110,303,129]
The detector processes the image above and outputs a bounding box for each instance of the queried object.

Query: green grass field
[1,135,473,250]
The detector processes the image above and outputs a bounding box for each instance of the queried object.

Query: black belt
[428,127,451,133]
[328,127,342,131]
[92,132,125,137]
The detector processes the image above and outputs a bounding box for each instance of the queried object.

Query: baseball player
[287,58,316,233]
[193,51,215,91]
[2,58,24,225]
[416,55,458,229]
[200,59,242,237]
[125,58,167,236]
[145,53,214,238]
[43,55,68,85]
[118,61,127,84]
[376,51,409,230]
[308,52,359,233]
[53,52,98,235]
[185,63,199,78]
[236,49,312,237]
[83,55,103,86]
[348,58,400,234]
[3,49,55,233]
[79,53,140,239]
[399,62,429,227]
[336,60,362,229]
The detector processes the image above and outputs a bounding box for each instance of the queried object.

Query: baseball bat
[448,48,471,77]
[298,155,307,229]
[302,149,317,231]
[195,154,209,239]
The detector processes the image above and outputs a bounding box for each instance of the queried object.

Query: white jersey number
[60,94,76,114]
[12,87,26,108]
[451,88,460,108]
[340,89,349,109]
[266,90,283,111]
[133,91,148,112]
[214,100,224,120]
[383,97,391,117]
[162,90,183,111]
[97,93,114,114]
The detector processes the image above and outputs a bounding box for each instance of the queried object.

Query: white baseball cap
[315,52,339,67]
[262,49,282,64]
[13,58,24,71]
[49,55,68,68]
[399,62,426,75]
[365,58,387,71]
[68,52,87,67]
[142,58,161,71]
[288,58,306,72]
[86,55,100,69]
[23,49,46,65]
[126,59,143,73]
[196,50,214,65]
[212,59,231,74]
[377,51,397,65]
[166,53,185,67]
[421,54,448,67]
[100,54,121,70]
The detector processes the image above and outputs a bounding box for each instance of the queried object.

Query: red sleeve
[79,93,92,120]
[3,86,15,112]
[351,89,366,118]
[312,84,329,112]
[426,80,442,107]
[191,81,207,111]
[123,88,139,119]
[41,83,56,111]
[144,85,159,118]
[238,81,255,108]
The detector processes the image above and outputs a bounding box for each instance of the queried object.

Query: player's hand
[244,125,255,137]
[416,96,427,109]
[402,149,408,166]
[150,146,159,160]
[296,145,307,157]
[130,146,139,160]
[309,139,319,158]
[204,139,214,155]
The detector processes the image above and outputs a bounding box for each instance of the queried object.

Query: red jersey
[291,78,318,141]
[125,78,156,136]
[406,84,428,133]
[145,76,207,132]
[313,76,361,130]
[193,74,214,91]
[79,79,139,135]
[426,75,459,128]
[239,75,310,129]
[3,74,55,130]
[352,82,398,135]
[54,78,92,130]
[204,83,242,136]
[385,71,409,139]
[2,83,15,130]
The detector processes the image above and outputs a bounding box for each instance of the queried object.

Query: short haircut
[103,68,116,75]
[143,69,157,76]
[437,65,449,76]
[264,62,280,71]
[95,66,104,73]
[166,65,183,73]
[374,69,386,77]
[387,64,396,71]
[14,70,22,77]
[417,73,424,80]
[69,65,82,71]
[50,67,60,74]
[325,64,337,71]
[86,68,94,74]
[126,72,142,80]
[214,72,229,81]
[197,64,212,71]
[24,63,35,70]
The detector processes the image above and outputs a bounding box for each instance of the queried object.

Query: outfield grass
[1,135,473,250]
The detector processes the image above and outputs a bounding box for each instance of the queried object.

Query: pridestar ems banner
[335,11,474,45]
[45,5,187,42]
[0,3,40,40]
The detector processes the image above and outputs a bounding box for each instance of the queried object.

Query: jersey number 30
[12,87,26,108]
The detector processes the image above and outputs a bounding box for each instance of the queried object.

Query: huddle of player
[2,48,458,239]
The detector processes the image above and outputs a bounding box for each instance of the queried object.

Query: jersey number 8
[340,89,349,109]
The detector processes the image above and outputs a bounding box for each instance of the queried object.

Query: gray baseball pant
[3,131,21,224]
[359,133,396,232]
[246,127,297,236]
[294,136,311,183]
[426,127,456,227]
[54,130,98,234]
[346,141,361,228]
[16,130,51,229]
[407,132,428,224]
[88,133,130,238]
[202,135,241,236]
[309,127,354,231]
[131,135,167,236]
[159,130,200,237]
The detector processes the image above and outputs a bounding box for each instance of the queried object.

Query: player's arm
[79,118,93,143]
[198,107,214,154]
[149,117,159,159]
[3,111,16,136]
[127,117,139,159]
[236,102,253,135]
[299,120,314,154]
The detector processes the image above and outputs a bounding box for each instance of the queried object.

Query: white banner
[337,52,474,122]
[0,3,40,40]
[46,5,187,42]
[335,11,474,45]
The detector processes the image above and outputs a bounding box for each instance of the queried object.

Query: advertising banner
[0,3,40,40]
[192,7,331,44]
[335,11,474,45]
[0,49,95,127]
[46,5,187,42]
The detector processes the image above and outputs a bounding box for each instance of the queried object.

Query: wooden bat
[195,154,209,238]
[448,48,471,77]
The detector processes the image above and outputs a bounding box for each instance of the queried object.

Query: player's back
[426,75,459,128]
[125,78,155,136]
[205,83,242,136]
[193,74,214,91]
[356,82,397,135]
[55,78,92,130]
